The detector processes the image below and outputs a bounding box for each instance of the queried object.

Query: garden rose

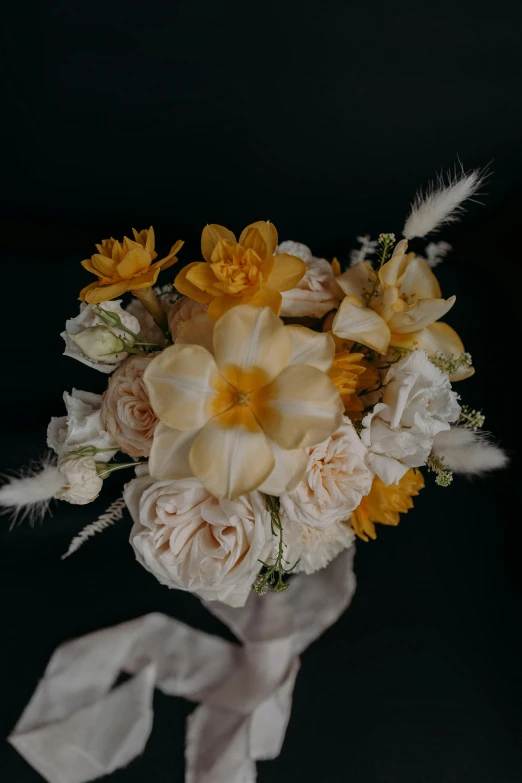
[279,417,373,529]
[102,356,158,457]
[124,472,273,607]
[55,456,103,505]
[361,349,460,484]
[168,297,209,341]
[279,515,355,575]
[278,241,341,318]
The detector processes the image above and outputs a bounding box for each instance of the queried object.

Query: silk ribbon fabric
[9,547,356,783]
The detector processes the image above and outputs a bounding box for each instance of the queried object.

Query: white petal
[335,262,374,299]
[148,422,198,479]
[258,441,309,495]
[332,296,391,354]
[286,325,335,371]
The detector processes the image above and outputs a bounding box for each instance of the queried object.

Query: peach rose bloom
[102,355,158,457]
[168,297,209,341]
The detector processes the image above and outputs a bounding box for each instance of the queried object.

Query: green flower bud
[71,326,125,364]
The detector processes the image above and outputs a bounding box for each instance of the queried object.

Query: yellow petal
[186,261,221,295]
[331,257,341,277]
[176,313,215,355]
[82,255,118,278]
[201,224,236,263]
[143,343,222,431]
[387,295,456,334]
[239,221,278,255]
[335,261,374,299]
[149,422,198,480]
[332,296,391,354]
[189,407,275,498]
[175,263,215,303]
[207,293,243,321]
[116,247,152,278]
[399,257,441,299]
[258,441,309,495]
[128,267,160,291]
[213,304,291,390]
[266,254,306,292]
[286,325,335,371]
[251,364,343,450]
[238,226,267,257]
[379,252,409,288]
[82,279,130,304]
[247,287,282,315]
[390,322,474,381]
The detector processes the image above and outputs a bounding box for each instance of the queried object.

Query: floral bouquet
[3,167,508,783]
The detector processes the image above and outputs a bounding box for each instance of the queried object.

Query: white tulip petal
[148,422,198,480]
[258,441,309,495]
[213,305,291,390]
[189,407,275,499]
[286,326,335,371]
[144,344,221,431]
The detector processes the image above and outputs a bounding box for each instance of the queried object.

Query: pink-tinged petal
[189,407,275,499]
[251,364,343,450]
[149,422,198,479]
[286,325,335,371]
[176,313,215,355]
[143,343,222,431]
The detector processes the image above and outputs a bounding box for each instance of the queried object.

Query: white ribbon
[9,547,356,783]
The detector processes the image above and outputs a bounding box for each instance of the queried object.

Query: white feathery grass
[403,166,486,239]
[431,427,508,476]
[61,496,127,559]
[0,454,64,527]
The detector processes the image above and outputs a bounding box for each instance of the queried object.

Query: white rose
[279,417,373,529]
[279,515,355,575]
[47,389,118,463]
[278,240,341,318]
[361,350,460,484]
[55,456,103,505]
[124,473,274,607]
[62,300,140,373]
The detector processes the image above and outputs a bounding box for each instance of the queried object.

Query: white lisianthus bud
[71,326,126,364]
[55,456,103,505]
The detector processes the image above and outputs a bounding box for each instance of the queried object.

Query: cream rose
[361,349,461,484]
[102,356,158,457]
[279,514,355,575]
[124,472,273,607]
[278,241,340,318]
[47,389,117,462]
[168,297,209,341]
[279,417,373,529]
[55,456,103,505]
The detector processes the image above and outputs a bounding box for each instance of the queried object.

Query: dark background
[1,2,522,781]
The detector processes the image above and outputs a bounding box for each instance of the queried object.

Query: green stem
[96,460,147,479]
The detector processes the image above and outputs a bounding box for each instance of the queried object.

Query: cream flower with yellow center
[143,305,343,499]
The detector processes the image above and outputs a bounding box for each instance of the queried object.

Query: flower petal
[207,293,243,321]
[82,279,130,304]
[237,226,267,257]
[149,422,198,479]
[390,322,475,381]
[186,262,222,295]
[387,296,456,333]
[213,304,291,390]
[201,224,236,263]
[248,287,282,315]
[116,247,152,278]
[399,256,441,299]
[336,261,374,299]
[251,364,343,450]
[143,343,222,430]
[175,263,215,303]
[286,325,335,371]
[332,296,391,354]
[189,407,275,498]
[258,440,309,495]
[266,254,307,292]
[239,221,278,255]
[176,313,215,355]
[128,267,161,291]
[82,255,118,278]
[158,238,184,267]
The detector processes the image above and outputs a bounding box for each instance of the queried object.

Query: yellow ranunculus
[80,227,183,304]
[332,240,473,380]
[174,221,306,321]
[143,305,343,499]
[351,468,425,542]
[328,351,378,416]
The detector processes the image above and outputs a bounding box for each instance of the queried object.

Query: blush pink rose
[168,297,208,341]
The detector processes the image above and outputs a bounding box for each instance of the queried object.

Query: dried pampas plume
[402,166,485,239]
[0,454,64,527]
[431,427,508,476]
[61,496,126,559]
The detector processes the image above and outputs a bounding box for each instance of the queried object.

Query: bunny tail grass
[432,427,508,476]
[61,496,127,559]
[403,166,486,239]
[0,455,64,527]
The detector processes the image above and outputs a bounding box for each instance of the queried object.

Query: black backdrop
[1,3,522,781]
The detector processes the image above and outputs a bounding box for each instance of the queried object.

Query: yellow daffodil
[351,468,425,542]
[328,351,378,416]
[174,221,306,321]
[80,227,183,304]
[143,305,343,499]
[332,240,472,379]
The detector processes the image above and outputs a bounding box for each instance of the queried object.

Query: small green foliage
[426,455,453,487]
[362,232,396,307]
[458,404,485,430]
[252,496,299,595]
[429,351,473,377]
